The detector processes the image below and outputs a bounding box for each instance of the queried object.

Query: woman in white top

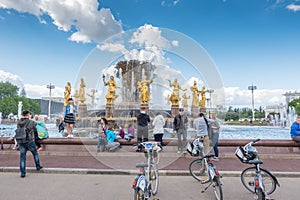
[152,112,165,148]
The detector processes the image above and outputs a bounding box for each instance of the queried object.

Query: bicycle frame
[133,142,160,199]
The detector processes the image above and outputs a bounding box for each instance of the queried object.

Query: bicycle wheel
[212,177,223,200]
[150,166,159,195]
[241,167,277,195]
[256,188,266,200]
[189,158,209,182]
[134,188,145,200]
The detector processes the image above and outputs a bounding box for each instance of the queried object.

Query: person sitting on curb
[35,115,49,152]
[290,116,300,142]
[106,125,120,152]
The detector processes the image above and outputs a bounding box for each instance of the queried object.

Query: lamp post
[248,84,257,122]
[206,89,214,115]
[47,83,55,118]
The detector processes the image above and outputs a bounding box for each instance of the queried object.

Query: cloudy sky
[0,0,299,108]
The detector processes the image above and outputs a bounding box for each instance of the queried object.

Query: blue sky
[0,0,299,107]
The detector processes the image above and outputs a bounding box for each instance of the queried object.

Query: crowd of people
[13,105,300,178]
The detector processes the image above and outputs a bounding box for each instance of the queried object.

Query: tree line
[0,82,40,117]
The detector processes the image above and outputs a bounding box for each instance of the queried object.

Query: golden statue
[79,78,86,105]
[190,80,200,107]
[137,76,153,104]
[182,92,190,109]
[168,79,186,106]
[64,82,71,106]
[200,86,206,108]
[103,74,119,104]
[73,89,79,105]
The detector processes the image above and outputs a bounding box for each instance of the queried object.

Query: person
[125,124,135,141]
[119,126,125,139]
[64,98,77,138]
[173,108,188,154]
[97,118,108,152]
[106,125,120,152]
[136,107,150,151]
[35,115,49,152]
[210,113,220,161]
[16,110,43,178]
[193,112,210,154]
[290,116,300,142]
[33,115,42,151]
[152,112,165,149]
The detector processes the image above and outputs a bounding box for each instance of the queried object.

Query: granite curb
[1,167,300,178]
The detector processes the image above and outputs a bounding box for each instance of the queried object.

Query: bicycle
[235,139,280,200]
[132,142,161,200]
[188,138,223,200]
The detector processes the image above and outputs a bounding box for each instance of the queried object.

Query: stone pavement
[0,173,300,200]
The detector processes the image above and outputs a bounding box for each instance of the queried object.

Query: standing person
[16,110,43,178]
[35,116,49,152]
[97,118,108,152]
[173,108,188,154]
[210,113,220,161]
[152,112,165,149]
[64,98,77,138]
[136,107,150,151]
[106,125,120,152]
[290,116,300,142]
[193,112,210,154]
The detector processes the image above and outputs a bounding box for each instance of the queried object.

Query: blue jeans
[97,137,107,151]
[19,141,42,176]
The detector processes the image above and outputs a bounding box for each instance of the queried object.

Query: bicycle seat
[248,159,263,165]
[203,153,215,159]
[136,162,148,168]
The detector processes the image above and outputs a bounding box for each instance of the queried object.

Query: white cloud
[223,87,286,108]
[130,24,170,48]
[0,70,24,89]
[161,0,181,7]
[286,3,300,12]
[97,43,127,53]
[24,84,64,99]
[0,0,122,43]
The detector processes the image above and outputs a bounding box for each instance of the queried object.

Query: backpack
[15,120,31,143]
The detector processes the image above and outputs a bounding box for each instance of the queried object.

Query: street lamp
[248,84,257,122]
[47,83,55,118]
[206,89,214,115]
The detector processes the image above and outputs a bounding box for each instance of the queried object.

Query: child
[119,126,125,139]
[106,125,120,152]
[125,124,135,141]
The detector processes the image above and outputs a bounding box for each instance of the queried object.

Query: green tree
[289,98,300,115]
[0,82,19,100]
[20,88,26,97]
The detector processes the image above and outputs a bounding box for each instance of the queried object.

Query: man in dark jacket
[173,108,188,154]
[16,110,43,178]
[136,107,150,151]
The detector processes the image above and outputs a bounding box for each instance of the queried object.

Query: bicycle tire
[241,167,277,195]
[189,158,209,182]
[134,188,145,200]
[256,188,266,200]
[151,166,159,195]
[212,177,223,200]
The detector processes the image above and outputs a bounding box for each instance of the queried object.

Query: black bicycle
[235,139,280,200]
